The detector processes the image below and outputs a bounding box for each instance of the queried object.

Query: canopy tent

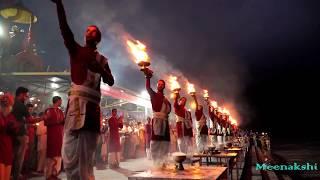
[0,71,152,120]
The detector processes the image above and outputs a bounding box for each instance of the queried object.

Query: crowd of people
[0,87,148,179]
[0,85,241,180]
[0,87,65,180]
[0,73,241,180]
[0,88,175,179]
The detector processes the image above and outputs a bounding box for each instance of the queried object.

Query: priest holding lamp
[189,84,208,153]
[225,115,232,144]
[172,79,193,154]
[127,39,171,167]
[145,73,171,167]
[221,109,230,145]
[208,104,224,150]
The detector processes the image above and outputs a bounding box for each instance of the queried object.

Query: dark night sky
[2,0,320,139]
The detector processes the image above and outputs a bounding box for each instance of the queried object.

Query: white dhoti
[62,130,99,180]
[225,128,232,143]
[146,148,151,160]
[195,115,208,153]
[196,135,208,153]
[214,123,223,150]
[150,126,169,165]
[176,111,193,154]
[62,52,107,179]
[222,127,227,146]
[210,135,217,146]
[150,140,169,166]
[152,112,167,137]
[150,101,170,166]
[216,135,224,150]
[177,136,192,154]
[64,84,101,131]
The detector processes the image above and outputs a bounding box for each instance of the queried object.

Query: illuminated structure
[0,72,152,121]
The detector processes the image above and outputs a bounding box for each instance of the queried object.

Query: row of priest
[142,68,238,166]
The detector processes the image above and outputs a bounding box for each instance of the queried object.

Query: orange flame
[187,82,196,94]
[230,117,238,126]
[210,100,218,108]
[126,40,149,64]
[190,102,197,109]
[222,108,230,115]
[169,75,180,92]
[203,90,209,99]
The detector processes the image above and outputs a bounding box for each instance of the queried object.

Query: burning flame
[217,107,223,114]
[222,108,230,115]
[210,100,218,108]
[169,75,180,92]
[126,40,149,64]
[187,82,196,94]
[230,117,238,126]
[190,102,197,109]
[203,90,209,99]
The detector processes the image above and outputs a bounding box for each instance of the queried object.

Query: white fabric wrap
[64,53,106,131]
[227,127,231,135]
[216,123,222,134]
[222,127,226,135]
[152,97,170,136]
[185,111,192,129]
[196,115,206,135]
[175,110,192,138]
[175,111,192,129]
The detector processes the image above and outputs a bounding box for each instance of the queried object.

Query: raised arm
[52,0,78,53]
[207,105,211,115]
[174,92,180,109]
[208,106,215,122]
[143,68,155,97]
[146,77,156,97]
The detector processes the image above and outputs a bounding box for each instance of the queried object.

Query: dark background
[244,36,320,139]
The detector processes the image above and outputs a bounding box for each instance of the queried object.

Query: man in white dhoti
[144,69,171,167]
[174,93,193,154]
[191,95,208,153]
[51,0,114,179]
[208,106,224,149]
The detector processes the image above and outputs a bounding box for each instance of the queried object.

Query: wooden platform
[128,165,227,180]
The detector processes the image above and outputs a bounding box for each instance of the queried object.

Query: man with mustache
[51,0,114,179]
[145,70,171,167]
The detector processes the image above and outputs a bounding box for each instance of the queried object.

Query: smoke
[25,0,253,126]
[185,55,252,126]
